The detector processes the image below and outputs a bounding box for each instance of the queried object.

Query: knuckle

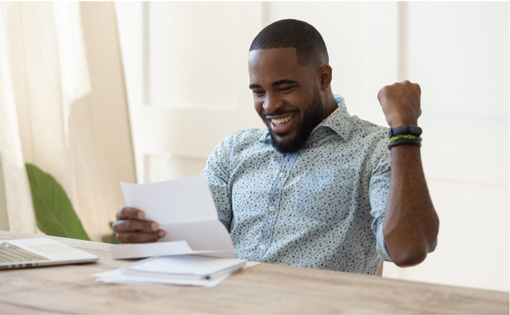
[111,221,120,232]
[115,207,123,220]
[118,232,157,244]
[116,233,128,243]
[116,227,162,243]
[116,206,129,219]
[113,219,146,234]
[112,220,129,232]
[124,233,134,243]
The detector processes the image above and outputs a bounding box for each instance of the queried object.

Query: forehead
[248,48,312,83]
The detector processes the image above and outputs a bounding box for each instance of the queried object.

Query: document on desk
[120,255,246,280]
[111,175,235,259]
[93,258,259,287]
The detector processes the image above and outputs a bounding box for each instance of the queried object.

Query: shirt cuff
[375,224,393,262]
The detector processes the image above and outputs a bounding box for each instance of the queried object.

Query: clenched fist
[378,80,422,128]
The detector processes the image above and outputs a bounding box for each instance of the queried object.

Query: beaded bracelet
[388,138,422,149]
[389,125,422,138]
[389,135,422,143]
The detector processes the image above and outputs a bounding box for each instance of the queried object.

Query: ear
[318,64,333,91]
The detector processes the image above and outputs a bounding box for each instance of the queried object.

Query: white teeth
[271,114,294,125]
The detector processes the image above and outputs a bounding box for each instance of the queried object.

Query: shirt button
[259,244,266,250]
[269,206,276,212]
[279,172,286,178]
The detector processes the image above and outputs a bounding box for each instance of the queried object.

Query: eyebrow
[249,79,298,89]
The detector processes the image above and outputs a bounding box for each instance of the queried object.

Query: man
[113,19,439,275]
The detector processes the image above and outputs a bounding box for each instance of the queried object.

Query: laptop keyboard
[0,242,49,263]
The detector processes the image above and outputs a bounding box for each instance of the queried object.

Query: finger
[413,83,421,95]
[377,85,388,103]
[116,230,165,244]
[116,206,145,220]
[112,218,159,233]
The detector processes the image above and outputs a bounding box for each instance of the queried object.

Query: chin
[270,133,304,153]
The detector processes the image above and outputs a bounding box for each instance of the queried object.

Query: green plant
[25,163,90,240]
[103,222,119,244]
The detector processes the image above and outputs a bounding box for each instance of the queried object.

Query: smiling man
[114,19,439,275]
[249,47,333,153]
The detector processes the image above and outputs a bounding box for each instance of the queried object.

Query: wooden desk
[0,231,507,314]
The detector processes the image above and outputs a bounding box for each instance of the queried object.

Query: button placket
[258,153,297,260]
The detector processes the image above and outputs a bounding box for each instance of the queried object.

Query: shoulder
[344,116,390,171]
[209,128,268,162]
[204,128,268,180]
[350,116,389,146]
[216,128,267,151]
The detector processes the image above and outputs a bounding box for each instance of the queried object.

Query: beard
[270,88,324,153]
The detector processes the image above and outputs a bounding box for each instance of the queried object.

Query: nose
[263,96,280,112]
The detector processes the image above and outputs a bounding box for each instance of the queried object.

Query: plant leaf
[25,163,90,240]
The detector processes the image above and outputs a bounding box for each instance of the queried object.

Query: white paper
[121,255,247,280]
[93,269,228,287]
[110,240,220,260]
[93,260,259,287]
[114,175,235,259]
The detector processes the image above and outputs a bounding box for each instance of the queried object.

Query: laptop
[0,238,99,269]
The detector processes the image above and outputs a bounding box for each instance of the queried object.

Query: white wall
[382,2,509,292]
[115,2,509,292]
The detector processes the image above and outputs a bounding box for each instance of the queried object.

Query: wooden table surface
[0,231,508,314]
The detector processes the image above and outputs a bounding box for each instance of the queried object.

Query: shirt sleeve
[368,131,393,262]
[201,135,234,231]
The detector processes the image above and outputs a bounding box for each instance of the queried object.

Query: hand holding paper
[111,175,236,259]
[113,206,165,243]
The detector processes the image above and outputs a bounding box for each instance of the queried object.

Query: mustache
[264,108,295,118]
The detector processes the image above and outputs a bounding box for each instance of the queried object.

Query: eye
[279,86,295,93]
[252,90,265,97]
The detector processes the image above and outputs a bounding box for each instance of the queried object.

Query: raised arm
[378,81,440,267]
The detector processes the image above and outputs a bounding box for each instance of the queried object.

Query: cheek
[253,99,264,115]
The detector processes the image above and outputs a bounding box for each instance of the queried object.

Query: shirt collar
[258,94,351,143]
[312,94,351,141]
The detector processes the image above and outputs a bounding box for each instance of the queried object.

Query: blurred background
[0,1,507,292]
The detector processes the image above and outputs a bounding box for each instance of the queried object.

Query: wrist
[389,125,422,138]
[387,115,418,129]
[389,121,418,129]
[388,125,423,150]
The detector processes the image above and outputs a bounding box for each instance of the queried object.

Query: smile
[270,113,295,126]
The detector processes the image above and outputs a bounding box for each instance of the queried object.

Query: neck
[321,90,338,120]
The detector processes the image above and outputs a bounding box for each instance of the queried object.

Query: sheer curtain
[0,2,136,239]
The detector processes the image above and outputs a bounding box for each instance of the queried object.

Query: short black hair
[249,19,329,66]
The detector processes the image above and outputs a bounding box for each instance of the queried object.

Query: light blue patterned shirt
[202,95,392,275]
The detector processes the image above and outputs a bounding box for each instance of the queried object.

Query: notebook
[0,238,99,270]
[120,255,247,281]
